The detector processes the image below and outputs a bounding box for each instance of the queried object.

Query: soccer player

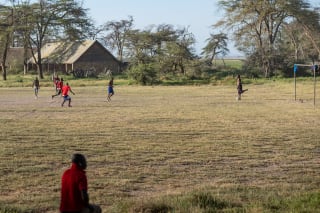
[32,77,40,99]
[52,78,64,99]
[53,75,60,92]
[107,77,114,102]
[60,153,101,213]
[61,82,75,107]
[236,75,248,100]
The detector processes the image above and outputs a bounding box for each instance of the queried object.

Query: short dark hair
[72,153,87,169]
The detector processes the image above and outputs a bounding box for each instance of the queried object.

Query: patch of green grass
[214,59,244,69]
[260,191,320,212]
[191,192,231,210]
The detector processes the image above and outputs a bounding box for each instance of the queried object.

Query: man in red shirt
[61,82,75,107]
[53,75,60,92]
[52,78,64,99]
[60,153,101,213]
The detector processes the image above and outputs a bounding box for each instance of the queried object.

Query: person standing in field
[107,77,114,102]
[32,77,40,99]
[60,153,101,213]
[61,82,75,107]
[52,78,63,99]
[236,74,248,100]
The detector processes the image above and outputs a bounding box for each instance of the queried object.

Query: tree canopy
[216,0,320,77]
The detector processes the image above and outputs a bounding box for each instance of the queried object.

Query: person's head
[72,153,87,170]
[237,74,240,79]
[61,78,63,81]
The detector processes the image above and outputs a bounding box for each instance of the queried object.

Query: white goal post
[293,64,319,106]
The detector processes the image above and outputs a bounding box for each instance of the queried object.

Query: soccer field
[0,83,320,212]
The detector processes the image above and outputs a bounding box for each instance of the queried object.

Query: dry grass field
[0,81,320,212]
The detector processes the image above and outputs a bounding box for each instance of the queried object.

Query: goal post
[293,64,318,106]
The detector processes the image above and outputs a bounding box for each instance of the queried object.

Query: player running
[52,78,63,99]
[61,82,75,107]
[53,75,60,92]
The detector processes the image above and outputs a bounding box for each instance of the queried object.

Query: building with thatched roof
[28,40,121,76]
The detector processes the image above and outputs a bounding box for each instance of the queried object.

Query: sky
[82,0,226,56]
[83,0,320,57]
[7,0,318,56]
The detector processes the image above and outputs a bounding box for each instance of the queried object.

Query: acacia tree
[18,0,92,79]
[125,29,158,85]
[0,4,13,80]
[216,0,319,77]
[100,16,134,67]
[202,33,229,66]
[165,27,196,75]
[125,25,196,84]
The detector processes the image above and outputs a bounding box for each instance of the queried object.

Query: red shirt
[54,77,60,85]
[62,85,71,96]
[60,163,88,212]
[56,81,63,89]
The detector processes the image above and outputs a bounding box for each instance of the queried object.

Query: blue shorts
[63,95,71,101]
[108,86,114,94]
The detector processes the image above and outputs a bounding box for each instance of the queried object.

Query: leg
[68,98,72,107]
[237,89,241,100]
[52,90,58,99]
[35,88,39,98]
[62,96,68,107]
[109,92,114,101]
[241,89,248,94]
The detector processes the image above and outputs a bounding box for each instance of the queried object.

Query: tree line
[216,0,320,77]
[0,0,319,84]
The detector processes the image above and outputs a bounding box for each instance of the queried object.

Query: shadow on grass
[0,206,32,213]
[191,192,242,212]
[133,202,173,213]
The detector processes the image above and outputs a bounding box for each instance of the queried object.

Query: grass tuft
[192,192,229,210]
[132,202,173,213]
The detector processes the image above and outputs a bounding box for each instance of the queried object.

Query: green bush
[127,63,158,85]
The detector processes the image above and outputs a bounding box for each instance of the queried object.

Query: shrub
[127,63,158,85]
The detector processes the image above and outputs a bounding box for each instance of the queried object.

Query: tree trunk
[37,47,44,79]
[1,33,10,81]
[1,63,7,81]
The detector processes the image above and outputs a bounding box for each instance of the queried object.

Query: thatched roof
[28,40,102,64]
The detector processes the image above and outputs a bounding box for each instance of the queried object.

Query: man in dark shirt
[60,153,101,213]
[32,77,40,99]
